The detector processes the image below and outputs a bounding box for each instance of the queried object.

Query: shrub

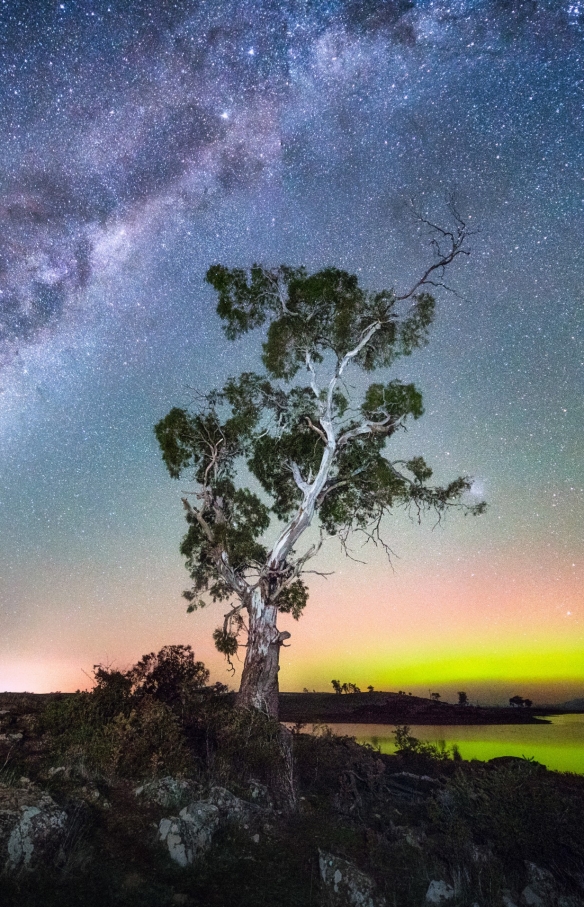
[128,644,209,713]
[41,646,207,779]
[394,725,459,763]
[102,696,192,778]
[441,761,584,884]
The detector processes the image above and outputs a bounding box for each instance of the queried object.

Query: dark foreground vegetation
[1,647,583,907]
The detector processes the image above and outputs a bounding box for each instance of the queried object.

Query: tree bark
[236,586,281,718]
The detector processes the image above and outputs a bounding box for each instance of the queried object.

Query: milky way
[0,0,582,700]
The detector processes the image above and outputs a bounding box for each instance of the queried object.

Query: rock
[425,880,456,904]
[520,863,583,907]
[389,822,425,849]
[319,850,386,907]
[247,779,272,809]
[205,785,265,827]
[157,785,269,867]
[502,889,520,907]
[386,772,440,802]
[158,802,220,867]
[0,733,23,744]
[135,776,201,809]
[0,782,68,873]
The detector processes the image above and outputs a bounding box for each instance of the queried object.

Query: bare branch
[396,202,471,301]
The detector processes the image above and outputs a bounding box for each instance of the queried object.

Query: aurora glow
[0,0,582,705]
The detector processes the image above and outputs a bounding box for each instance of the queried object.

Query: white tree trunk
[237,586,281,717]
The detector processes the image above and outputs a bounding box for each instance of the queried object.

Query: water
[296,714,584,774]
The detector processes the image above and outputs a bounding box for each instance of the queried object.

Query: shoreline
[278,692,581,725]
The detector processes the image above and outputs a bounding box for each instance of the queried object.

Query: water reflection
[293,714,584,774]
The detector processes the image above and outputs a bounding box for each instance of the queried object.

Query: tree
[509,695,526,707]
[155,216,485,719]
[430,692,441,702]
[457,691,468,706]
[331,679,342,694]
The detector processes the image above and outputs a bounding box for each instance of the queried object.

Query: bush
[394,725,460,763]
[102,696,192,778]
[210,705,286,785]
[41,646,207,779]
[128,644,209,713]
[439,761,584,883]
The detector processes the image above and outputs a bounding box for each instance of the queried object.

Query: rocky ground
[0,688,583,907]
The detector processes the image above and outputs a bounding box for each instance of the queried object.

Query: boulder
[520,863,583,907]
[425,880,455,904]
[319,850,386,907]
[158,802,220,867]
[135,776,201,809]
[0,782,68,873]
[157,784,269,867]
[205,785,264,824]
[247,779,272,809]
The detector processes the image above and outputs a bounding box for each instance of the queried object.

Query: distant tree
[430,692,441,702]
[367,685,375,694]
[509,695,526,707]
[457,691,468,706]
[331,680,361,694]
[523,698,533,708]
[155,215,485,718]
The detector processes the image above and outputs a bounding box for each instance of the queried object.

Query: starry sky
[0,0,582,705]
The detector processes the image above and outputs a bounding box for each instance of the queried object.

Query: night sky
[1,0,582,705]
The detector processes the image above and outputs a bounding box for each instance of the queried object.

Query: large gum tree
[155,218,485,719]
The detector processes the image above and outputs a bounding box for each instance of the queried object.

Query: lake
[294,713,584,774]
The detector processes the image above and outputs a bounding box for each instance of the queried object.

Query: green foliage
[276,579,308,619]
[362,380,424,423]
[156,261,485,670]
[154,406,198,479]
[102,696,192,778]
[128,644,209,709]
[208,705,288,790]
[393,725,456,762]
[206,264,436,379]
[42,646,208,777]
[213,627,239,656]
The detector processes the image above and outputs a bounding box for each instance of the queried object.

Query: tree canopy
[155,221,485,715]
